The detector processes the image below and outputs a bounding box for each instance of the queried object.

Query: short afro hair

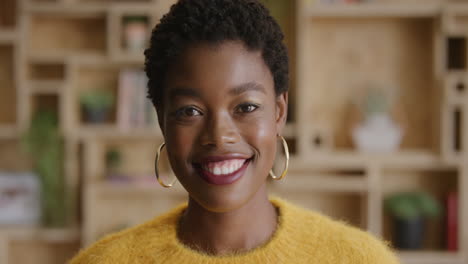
[144,0,289,109]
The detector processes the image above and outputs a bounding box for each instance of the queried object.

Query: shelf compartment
[307,2,441,18]
[303,17,438,152]
[8,239,79,264]
[28,81,64,95]
[73,65,120,126]
[82,137,166,183]
[290,150,450,171]
[271,170,367,193]
[447,37,467,71]
[398,251,464,264]
[270,189,366,230]
[78,0,153,3]
[31,94,59,116]
[444,72,468,105]
[0,45,16,126]
[76,125,162,139]
[28,14,107,57]
[0,0,17,29]
[0,139,33,171]
[108,6,156,63]
[0,227,80,242]
[0,30,16,44]
[441,104,465,163]
[382,168,459,252]
[84,182,185,245]
[28,63,65,81]
[444,4,468,34]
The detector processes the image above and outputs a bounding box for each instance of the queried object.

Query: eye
[236,103,259,114]
[175,106,202,118]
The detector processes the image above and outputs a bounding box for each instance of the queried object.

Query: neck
[177,184,277,255]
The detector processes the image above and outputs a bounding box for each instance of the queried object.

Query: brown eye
[175,106,202,118]
[236,103,259,113]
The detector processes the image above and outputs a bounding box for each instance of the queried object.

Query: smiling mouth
[193,157,253,185]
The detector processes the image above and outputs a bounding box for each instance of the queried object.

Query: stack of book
[117,68,158,131]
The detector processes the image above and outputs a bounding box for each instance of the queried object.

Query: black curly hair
[144,0,289,110]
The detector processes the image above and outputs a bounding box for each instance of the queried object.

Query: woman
[70,0,399,263]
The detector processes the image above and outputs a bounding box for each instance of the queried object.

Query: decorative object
[384,191,442,249]
[0,172,40,225]
[351,84,403,153]
[117,68,156,130]
[123,16,148,53]
[105,148,122,179]
[22,110,67,227]
[80,89,115,123]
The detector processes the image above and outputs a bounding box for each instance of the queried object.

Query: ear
[275,92,288,135]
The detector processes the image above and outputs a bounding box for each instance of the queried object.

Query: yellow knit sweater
[69,198,400,263]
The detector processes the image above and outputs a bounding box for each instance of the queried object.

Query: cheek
[243,113,278,171]
[164,122,197,174]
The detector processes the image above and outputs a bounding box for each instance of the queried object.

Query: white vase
[124,21,147,53]
[352,113,403,153]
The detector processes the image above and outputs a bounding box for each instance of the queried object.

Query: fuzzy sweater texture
[69,198,400,263]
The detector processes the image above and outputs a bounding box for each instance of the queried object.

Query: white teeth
[201,159,246,176]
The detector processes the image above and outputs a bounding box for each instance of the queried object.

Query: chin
[182,166,268,213]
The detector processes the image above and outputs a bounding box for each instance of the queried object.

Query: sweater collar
[160,197,294,261]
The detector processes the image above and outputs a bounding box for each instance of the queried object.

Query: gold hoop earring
[155,142,177,188]
[269,135,289,180]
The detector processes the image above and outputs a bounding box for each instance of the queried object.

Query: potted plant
[22,110,68,227]
[384,191,442,249]
[80,89,115,123]
[351,85,404,153]
[105,148,126,182]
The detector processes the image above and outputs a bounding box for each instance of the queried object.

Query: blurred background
[0,0,467,263]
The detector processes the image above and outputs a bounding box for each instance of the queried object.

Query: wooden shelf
[26,2,157,15]
[0,226,80,242]
[88,181,185,196]
[76,125,162,139]
[29,52,107,64]
[26,3,109,15]
[0,30,16,44]
[110,53,145,64]
[307,2,441,18]
[0,125,17,139]
[28,80,64,94]
[290,151,451,170]
[398,251,464,264]
[270,172,367,193]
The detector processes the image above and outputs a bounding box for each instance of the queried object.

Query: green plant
[106,148,121,172]
[80,89,115,112]
[123,15,148,24]
[22,110,67,227]
[384,191,442,221]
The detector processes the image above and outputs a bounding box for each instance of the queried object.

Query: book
[446,191,458,251]
[117,68,158,131]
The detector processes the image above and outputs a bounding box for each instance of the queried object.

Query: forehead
[164,41,274,96]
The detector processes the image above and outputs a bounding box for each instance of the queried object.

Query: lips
[193,156,252,185]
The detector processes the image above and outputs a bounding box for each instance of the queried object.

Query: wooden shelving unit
[279,0,468,263]
[1,0,468,263]
[0,0,173,263]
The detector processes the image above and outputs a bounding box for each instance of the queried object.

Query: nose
[200,112,239,148]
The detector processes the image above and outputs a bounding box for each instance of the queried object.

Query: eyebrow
[229,82,266,96]
[168,87,201,101]
[168,82,265,100]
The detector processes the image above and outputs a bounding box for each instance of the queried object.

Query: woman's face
[160,41,287,212]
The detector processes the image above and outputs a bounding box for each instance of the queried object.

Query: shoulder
[273,198,400,263]
[68,204,185,264]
